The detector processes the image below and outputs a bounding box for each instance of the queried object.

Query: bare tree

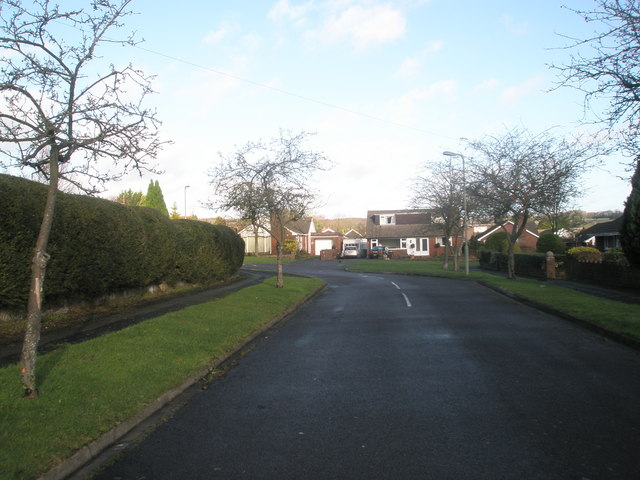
[411,158,465,270]
[553,0,640,164]
[466,128,599,279]
[208,130,331,287]
[0,0,164,397]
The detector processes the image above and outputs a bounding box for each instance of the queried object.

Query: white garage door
[314,239,333,255]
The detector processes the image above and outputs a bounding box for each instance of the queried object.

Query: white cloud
[473,77,500,92]
[499,75,543,104]
[386,80,458,122]
[268,0,313,25]
[202,22,239,46]
[313,2,407,50]
[395,40,443,78]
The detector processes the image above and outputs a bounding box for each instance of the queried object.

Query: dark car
[368,246,389,259]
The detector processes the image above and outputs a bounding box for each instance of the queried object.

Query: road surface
[89,260,640,479]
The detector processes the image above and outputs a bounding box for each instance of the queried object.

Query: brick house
[474,221,539,252]
[365,209,465,258]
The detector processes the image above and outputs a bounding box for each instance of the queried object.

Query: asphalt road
[89,260,640,479]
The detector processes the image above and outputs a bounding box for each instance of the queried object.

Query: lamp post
[443,151,469,275]
[184,185,190,217]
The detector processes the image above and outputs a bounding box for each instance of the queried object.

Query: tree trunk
[253,225,259,255]
[20,148,59,398]
[507,212,529,280]
[506,242,516,279]
[276,241,284,288]
[442,240,450,270]
[453,240,461,271]
[442,232,451,270]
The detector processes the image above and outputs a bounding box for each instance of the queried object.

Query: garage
[314,239,333,255]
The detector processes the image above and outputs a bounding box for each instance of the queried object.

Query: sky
[25,1,640,218]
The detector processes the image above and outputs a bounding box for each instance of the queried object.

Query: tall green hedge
[0,174,244,310]
[173,219,244,284]
[621,161,640,268]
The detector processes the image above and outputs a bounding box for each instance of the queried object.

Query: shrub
[484,231,521,253]
[603,248,629,266]
[283,239,297,254]
[536,233,566,255]
[567,246,603,263]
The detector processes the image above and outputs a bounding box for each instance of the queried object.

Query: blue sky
[98,0,631,219]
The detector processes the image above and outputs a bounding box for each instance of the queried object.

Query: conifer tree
[621,161,640,267]
[143,180,169,216]
[170,202,181,219]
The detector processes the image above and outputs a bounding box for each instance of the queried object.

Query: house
[309,227,344,255]
[576,216,623,251]
[474,221,539,252]
[365,209,464,258]
[238,224,273,254]
[286,217,316,253]
[238,218,343,255]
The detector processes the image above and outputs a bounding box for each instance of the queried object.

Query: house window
[371,239,379,247]
[400,238,407,248]
[379,214,395,225]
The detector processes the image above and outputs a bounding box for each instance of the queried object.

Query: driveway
[89,260,640,479]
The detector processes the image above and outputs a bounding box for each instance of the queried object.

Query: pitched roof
[579,216,623,237]
[286,217,315,235]
[475,221,539,241]
[344,229,364,238]
[365,209,444,238]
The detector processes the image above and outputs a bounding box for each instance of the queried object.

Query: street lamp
[442,151,469,275]
[184,185,190,217]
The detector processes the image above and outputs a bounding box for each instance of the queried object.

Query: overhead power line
[133,44,453,140]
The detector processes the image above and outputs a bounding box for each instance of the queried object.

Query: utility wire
[133,44,454,140]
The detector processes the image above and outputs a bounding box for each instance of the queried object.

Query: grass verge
[0,275,324,480]
[243,256,296,264]
[343,259,640,342]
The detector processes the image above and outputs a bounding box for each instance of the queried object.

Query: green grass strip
[242,256,296,264]
[343,259,640,341]
[0,276,324,480]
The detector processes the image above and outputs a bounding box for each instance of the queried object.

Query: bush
[484,231,521,253]
[603,248,629,266]
[0,174,244,309]
[283,239,297,254]
[567,246,603,263]
[536,233,566,255]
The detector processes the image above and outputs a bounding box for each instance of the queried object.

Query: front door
[406,238,416,255]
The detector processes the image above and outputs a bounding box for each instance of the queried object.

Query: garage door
[314,239,333,255]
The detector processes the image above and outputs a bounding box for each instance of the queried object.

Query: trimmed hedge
[567,246,603,263]
[173,219,244,284]
[0,174,244,310]
[479,251,547,279]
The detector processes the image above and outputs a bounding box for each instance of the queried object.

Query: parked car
[368,246,389,259]
[341,245,359,258]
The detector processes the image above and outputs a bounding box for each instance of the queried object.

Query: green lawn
[342,259,640,342]
[0,275,325,480]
